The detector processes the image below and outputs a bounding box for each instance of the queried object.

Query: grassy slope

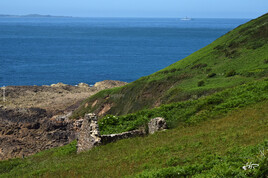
[72,13,268,118]
[1,101,267,177]
[98,78,268,135]
[1,14,268,177]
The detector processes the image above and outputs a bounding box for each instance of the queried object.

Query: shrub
[100,115,119,125]
[191,63,207,69]
[206,68,212,73]
[225,70,236,77]
[136,141,268,177]
[0,159,22,174]
[207,73,216,78]
[197,80,205,87]
[264,59,268,64]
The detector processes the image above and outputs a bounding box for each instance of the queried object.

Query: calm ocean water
[0,17,249,86]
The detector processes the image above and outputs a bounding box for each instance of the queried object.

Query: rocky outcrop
[0,109,167,159]
[77,113,101,153]
[50,82,69,87]
[93,80,127,91]
[0,107,76,160]
[148,117,167,134]
[0,80,128,160]
[78,83,90,88]
[1,80,127,116]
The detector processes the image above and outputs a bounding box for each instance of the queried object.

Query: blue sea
[0,17,249,86]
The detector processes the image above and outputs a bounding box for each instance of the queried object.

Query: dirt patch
[98,103,112,116]
[91,100,98,108]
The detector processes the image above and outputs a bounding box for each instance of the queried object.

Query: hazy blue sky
[0,0,267,18]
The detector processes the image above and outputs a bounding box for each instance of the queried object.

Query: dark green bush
[0,159,22,174]
[206,68,212,73]
[225,70,236,77]
[207,73,216,78]
[99,115,119,126]
[191,63,207,69]
[197,80,205,87]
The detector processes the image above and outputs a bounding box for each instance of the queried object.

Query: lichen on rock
[148,117,167,134]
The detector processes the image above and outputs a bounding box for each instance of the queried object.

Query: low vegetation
[1,101,267,177]
[99,78,268,135]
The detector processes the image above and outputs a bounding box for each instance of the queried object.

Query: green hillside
[1,100,267,177]
[72,13,268,118]
[1,13,268,178]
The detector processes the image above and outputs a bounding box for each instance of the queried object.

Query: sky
[0,0,267,18]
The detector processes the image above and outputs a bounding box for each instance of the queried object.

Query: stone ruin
[77,113,101,153]
[77,114,167,153]
[148,117,167,134]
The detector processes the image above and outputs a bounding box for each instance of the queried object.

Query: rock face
[77,113,101,153]
[148,117,167,134]
[0,80,128,160]
[0,107,76,160]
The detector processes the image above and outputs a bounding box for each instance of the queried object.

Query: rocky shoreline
[0,80,127,160]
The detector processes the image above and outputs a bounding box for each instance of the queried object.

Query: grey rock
[77,113,101,153]
[148,117,167,134]
[78,83,90,88]
[101,129,145,145]
[73,118,83,129]
[55,112,72,122]
[50,82,68,87]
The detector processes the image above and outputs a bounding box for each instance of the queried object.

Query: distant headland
[0,14,72,18]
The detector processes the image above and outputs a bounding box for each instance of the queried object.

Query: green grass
[98,78,268,135]
[1,101,267,177]
[71,13,268,118]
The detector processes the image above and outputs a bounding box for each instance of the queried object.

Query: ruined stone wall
[77,114,167,153]
[101,129,145,145]
[77,113,101,153]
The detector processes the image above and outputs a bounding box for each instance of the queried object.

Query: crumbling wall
[77,114,167,153]
[77,113,101,153]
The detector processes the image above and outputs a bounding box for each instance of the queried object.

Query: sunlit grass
[1,101,267,177]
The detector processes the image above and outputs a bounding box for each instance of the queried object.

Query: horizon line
[0,14,252,19]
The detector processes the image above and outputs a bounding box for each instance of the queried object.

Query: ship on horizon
[181,16,192,21]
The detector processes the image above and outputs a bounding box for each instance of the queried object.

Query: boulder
[50,82,68,87]
[148,117,167,134]
[78,83,90,88]
[93,80,127,90]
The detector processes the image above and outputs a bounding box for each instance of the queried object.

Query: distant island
[0,14,72,18]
